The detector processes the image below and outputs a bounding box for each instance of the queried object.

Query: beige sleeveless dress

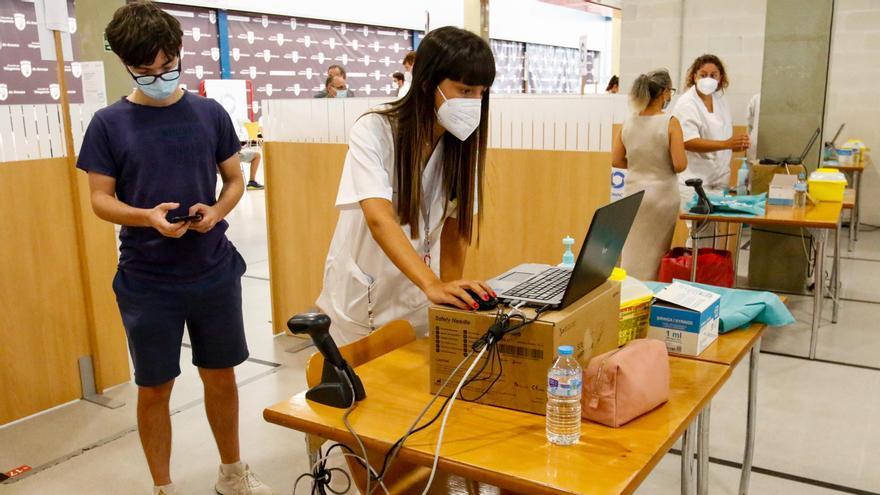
[619,113,680,281]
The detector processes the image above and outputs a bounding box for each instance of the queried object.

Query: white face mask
[435,88,481,141]
[696,77,718,95]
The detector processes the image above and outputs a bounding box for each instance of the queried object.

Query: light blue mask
[335,90,348,98]
[139,77,179,100]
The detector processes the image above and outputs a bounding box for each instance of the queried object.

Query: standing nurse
[673,54,750,206]
[317,27,496,342]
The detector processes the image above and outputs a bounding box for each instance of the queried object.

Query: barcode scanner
[287,313,366,408]
[685,178,714,215]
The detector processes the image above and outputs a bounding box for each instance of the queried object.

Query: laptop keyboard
[503,267,571,301]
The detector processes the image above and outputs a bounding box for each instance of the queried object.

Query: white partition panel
[46,104,64,158]
[34,105,51,159]
[0,106,13,162]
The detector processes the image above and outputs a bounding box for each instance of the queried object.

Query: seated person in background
[319,75,349,98]
[397,51,415,97]
[240,149,263,190]
[392,71,405,94]
[606,75,620,93]
[314,64,347,98]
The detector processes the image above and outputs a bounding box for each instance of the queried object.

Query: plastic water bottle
[736,157,750,196]
[546,345,582,445]
[561,236,575,268]
[795,173,808,208]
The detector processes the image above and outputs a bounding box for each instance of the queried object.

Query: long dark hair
[374,27,495,243]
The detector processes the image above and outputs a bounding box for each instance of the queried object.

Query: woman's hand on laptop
[425,279,496,311]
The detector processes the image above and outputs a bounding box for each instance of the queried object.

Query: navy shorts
[112,251,249,387]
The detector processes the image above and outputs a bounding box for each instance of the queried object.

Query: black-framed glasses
[127,63,182,85]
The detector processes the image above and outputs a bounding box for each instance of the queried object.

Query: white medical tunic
[316,112,455,342]
[673,86,733,204]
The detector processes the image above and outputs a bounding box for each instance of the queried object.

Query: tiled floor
[2,190,879,494]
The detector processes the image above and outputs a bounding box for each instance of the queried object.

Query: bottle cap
[562,236,575,246]
[558,345,574,356]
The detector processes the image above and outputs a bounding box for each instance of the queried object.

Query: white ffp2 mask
[696,77,718,95]
[436,88,481,141]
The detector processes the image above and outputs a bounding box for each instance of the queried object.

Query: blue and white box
[647,282,721,356]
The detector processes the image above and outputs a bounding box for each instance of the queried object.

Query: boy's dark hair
[325,75,335,89]
[402,51,416,66]
[392,71,404,81]
[106,1,183,67]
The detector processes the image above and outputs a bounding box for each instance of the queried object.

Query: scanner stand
[685,178,715,215]
[287,312,367,409]
[306,359,366,409]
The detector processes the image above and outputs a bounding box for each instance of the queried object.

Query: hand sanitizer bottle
[562,236,575,268]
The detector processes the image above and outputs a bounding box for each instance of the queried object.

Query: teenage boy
[77,2,273,494]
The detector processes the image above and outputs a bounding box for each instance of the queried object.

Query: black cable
[367,304,550,489]
[292,443,354,495]
[458,305,549,402]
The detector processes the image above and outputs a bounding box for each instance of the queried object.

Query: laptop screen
[558,191,644,309]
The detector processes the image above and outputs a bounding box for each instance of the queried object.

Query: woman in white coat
[317,27,496,342]
[673,54,750,207]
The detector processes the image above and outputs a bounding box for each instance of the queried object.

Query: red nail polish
[472,303,479,309]
[483,295,489,301]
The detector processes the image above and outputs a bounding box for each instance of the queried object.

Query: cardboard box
[647,282,720,356]
[428,280,621,415]
[768,174,797,206]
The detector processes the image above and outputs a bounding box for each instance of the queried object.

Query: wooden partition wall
[0,158,129,424]
[264,142,612,335]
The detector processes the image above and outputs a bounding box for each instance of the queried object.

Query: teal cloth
[685,192,767,217]
[644,279,795,333]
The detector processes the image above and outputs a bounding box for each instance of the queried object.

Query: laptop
[488,191,644,310]
[759,127,820,165]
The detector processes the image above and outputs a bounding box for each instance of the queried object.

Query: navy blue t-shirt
[76,92,241,281]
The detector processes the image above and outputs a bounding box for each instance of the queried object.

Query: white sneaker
[215,463,274,495]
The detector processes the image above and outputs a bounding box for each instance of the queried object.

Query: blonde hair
[630,69,672,112]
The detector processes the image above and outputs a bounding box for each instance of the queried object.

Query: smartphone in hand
[166,213,203,223]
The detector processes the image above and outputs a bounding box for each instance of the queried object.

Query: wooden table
[265,339,732,495]
[831,156,869,252]
[681,203,842,359]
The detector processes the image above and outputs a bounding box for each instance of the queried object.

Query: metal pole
[54,29,106,396]
[832,218,840,324]
[809,230,827,360]
[732,224,743,289]
[738,338,761,495]
[681,423,695,495]
[690,223,700,282]
[697,405,711,495]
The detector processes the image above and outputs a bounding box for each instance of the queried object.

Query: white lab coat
[672,86,733,206]
[316,112,455,343]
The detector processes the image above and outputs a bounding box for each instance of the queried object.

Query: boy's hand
[187,203,222,233]
[148,202,190,238]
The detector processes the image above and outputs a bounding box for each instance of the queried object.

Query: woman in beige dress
[612,69,687,280]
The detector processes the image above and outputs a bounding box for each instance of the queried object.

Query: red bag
[657,247,734,288]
